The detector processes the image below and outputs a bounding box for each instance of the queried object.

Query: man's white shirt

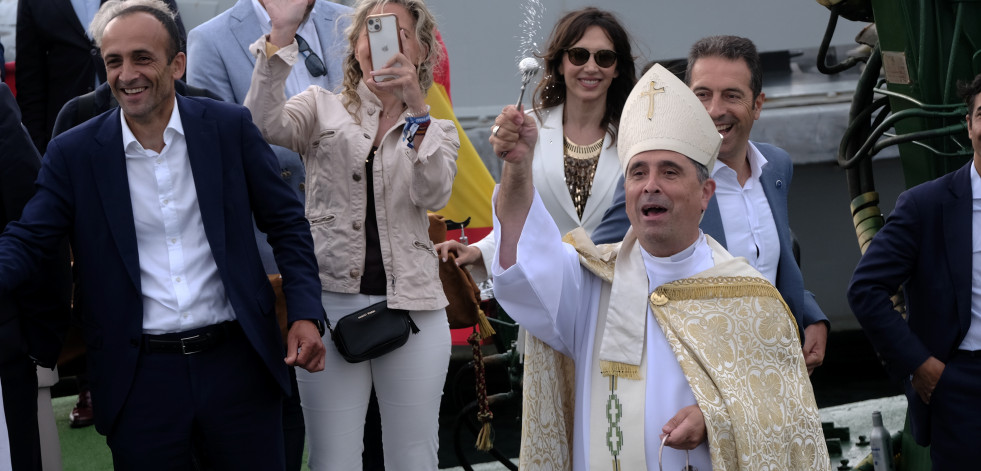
[121,99,236,334]
[958,162,981,350]
[711,141,779,284]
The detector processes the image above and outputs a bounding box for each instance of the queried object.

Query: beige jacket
[245,37,458,311]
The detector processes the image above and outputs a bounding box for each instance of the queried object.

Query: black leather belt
[956,349,981,358]
[143,321,240,355]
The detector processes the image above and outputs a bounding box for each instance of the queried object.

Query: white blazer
[531,104,620,236]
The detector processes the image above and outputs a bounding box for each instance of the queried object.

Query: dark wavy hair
[532,7,636,144]
[686,35,762,100]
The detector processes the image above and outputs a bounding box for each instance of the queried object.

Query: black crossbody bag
[326,300,420,363]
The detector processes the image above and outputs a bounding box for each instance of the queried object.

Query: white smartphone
[366,13,402,82]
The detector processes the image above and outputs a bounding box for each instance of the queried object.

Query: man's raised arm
[489,105,538,269]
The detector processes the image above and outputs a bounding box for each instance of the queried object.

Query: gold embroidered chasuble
[518,228,830,470]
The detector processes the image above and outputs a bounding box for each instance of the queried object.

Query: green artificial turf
[50,396,311,470]
[51,396,112,471]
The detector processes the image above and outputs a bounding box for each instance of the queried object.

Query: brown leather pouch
[428,214,483,329]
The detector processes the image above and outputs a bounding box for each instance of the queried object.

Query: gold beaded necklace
[563,135,604,219]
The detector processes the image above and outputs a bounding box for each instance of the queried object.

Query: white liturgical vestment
[493,188,829,471]
[492,190,714,470]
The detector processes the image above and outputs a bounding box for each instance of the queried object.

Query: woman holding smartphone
[437,7,636,282]
[244,0,456,469]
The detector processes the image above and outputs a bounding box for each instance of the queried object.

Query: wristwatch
[311,317,326,337]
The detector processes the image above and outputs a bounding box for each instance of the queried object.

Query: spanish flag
[426,83,495,243]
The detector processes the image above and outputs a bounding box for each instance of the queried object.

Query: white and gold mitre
[617,63,721,172]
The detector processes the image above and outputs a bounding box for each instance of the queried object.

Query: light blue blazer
[186,0,351,103]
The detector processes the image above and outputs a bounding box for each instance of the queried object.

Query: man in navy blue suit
[848,73,981,468]
[0,1,325,468]
[593,36,829,373]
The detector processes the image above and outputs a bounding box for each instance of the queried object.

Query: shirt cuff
[264,40,280,57]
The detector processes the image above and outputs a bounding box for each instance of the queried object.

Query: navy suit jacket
[592,142,828,332]
[847,161,974,445]
[0,95,323,434]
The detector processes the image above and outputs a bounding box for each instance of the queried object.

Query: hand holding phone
[366,13,402,82]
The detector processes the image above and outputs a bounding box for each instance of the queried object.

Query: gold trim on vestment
[655,276,800,341]
[599,360,641,380]
[562,229,618,282]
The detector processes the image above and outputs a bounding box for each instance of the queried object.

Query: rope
[469,328,494,451]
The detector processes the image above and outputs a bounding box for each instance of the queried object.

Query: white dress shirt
[121,99,236,334]
[958,163,981,350]
[711,142,780,284]
[251,0,330,97]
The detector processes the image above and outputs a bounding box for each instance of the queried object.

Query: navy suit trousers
[929,351,981,470]
[106,324,284,470]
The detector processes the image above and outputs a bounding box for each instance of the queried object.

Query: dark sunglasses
[295,34,327,77]
[565,47,617,68]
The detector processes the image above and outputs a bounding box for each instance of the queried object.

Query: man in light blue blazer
[186,2,350,469]
[593,36,829,374]
[187,0,350,216]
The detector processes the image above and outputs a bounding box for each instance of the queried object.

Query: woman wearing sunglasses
[244,0,457,469]
[437,7,636,278]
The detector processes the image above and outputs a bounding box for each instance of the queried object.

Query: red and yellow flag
[426,83,495,242]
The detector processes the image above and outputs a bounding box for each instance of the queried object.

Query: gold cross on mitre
[639,80,665,120]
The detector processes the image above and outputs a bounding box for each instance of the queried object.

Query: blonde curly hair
[340,0,441,123]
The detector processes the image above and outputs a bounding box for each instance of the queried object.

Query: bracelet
[408,104,430,118]
[403,112,432,149]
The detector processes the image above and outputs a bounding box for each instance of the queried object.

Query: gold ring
[492,125,501,136]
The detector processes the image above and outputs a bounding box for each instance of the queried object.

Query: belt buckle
[179,334,205,355]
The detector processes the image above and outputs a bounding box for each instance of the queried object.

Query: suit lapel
[178,96,227,270]
[579,132,619,231]
[759,156,791,249]
[90,110,141,290]
[229,0,263,72]
[943,164,973,334]
[536,106,581,227]
[61,0,93,42]
[311,4,346,92]
[700,197,726,247]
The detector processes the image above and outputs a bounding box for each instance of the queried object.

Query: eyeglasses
[565,47,617,68]
[295,34,327,77]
